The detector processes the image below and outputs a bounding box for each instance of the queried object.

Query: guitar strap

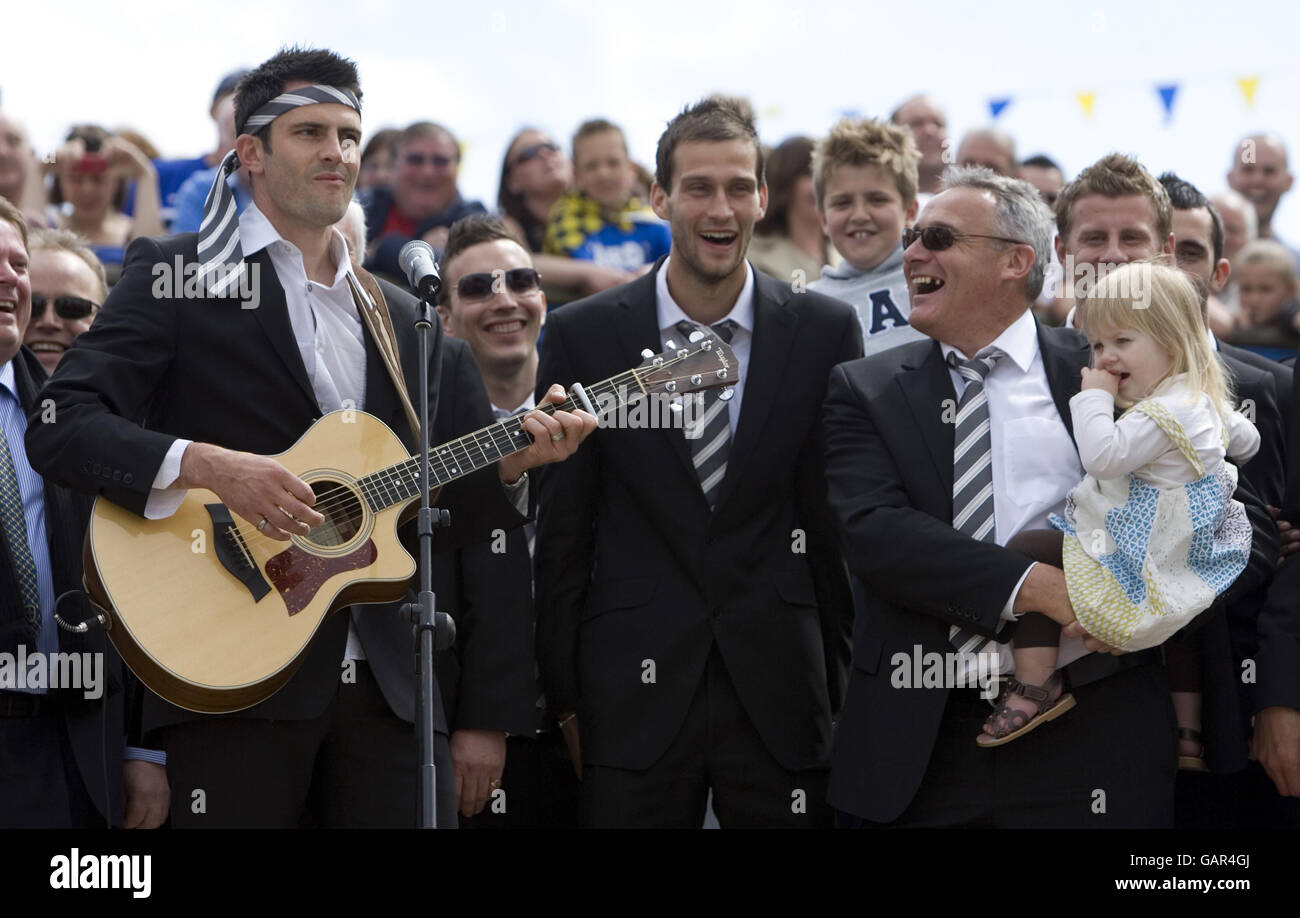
[346,268,423,439]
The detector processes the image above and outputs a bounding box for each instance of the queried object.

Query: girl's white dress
[1049,374,1260,651]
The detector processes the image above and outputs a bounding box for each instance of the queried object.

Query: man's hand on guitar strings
[497,383,598,484]
[177,442,326,540]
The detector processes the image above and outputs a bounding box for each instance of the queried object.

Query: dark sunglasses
[902,226,1028,251]
[404,152,455,168]
[456,267,543,301]
[31,294,97,321]
[511,141,560,169]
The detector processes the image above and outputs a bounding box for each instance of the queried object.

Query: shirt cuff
[1001,561,1037,622]
[144,439,192,519]
[124,746,167,766]
[503,471,529,516]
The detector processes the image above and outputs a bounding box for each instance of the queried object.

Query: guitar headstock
[634,333,738,399]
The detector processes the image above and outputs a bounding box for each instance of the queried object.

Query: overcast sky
[6,0,1300,240]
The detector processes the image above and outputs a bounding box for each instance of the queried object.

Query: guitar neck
[355,368,643,511]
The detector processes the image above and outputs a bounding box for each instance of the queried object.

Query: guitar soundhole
[305,479,365,548]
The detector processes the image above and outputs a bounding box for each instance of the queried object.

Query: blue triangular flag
[989,97,1012,119]
[1157,83,1179,121]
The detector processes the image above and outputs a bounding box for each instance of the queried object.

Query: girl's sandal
[976,672,1076,748]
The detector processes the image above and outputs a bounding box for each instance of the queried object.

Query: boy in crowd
[809,118,927,356]
[543,119,670,273]
[1232,238,1300,350]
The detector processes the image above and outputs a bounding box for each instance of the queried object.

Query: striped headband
[196,84,361,297]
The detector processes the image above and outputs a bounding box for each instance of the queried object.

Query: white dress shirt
[655,257,754,435]
[940,309,1088,674]
[147,203,371,658]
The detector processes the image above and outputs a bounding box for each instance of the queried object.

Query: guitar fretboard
[352,367,646,512]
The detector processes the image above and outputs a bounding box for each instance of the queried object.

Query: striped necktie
[0,429,40,641]
[677,319,736,510]
[493,406,536,560]
[948,346,1006,655]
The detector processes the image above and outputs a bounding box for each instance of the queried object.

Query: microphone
[398,239,443,300]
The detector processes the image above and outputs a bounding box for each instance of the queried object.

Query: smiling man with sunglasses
[361,120,487,283]
[820,166,1274,827]
[23,228,104,374]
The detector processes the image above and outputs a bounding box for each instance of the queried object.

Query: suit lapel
[899,340,958,508]
[246,248,319,415]
[714,274,797,510]
[1037,322,1091,439]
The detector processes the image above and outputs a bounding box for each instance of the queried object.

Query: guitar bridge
[205,504,272,602]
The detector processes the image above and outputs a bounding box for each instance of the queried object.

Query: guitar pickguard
[264,540,379,616]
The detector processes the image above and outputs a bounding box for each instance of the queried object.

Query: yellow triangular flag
[1076,91,1097,119]
[1236,76,1261,108]
[761,105,782,119]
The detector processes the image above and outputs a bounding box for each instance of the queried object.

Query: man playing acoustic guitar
[27,47,596,828]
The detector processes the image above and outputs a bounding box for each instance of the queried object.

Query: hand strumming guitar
[174,443,325,541]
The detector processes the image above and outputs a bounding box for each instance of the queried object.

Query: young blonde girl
[980,262,1258,759]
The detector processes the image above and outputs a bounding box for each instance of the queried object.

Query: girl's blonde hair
[1075,260,1234,415]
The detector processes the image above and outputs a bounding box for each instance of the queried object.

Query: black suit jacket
[25,232,532,741]
[1250,344,1300,720]
[534,264,861,771]
[823,321,1278,822]
[1,347,124,825]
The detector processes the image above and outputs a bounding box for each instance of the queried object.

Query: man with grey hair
[1213,188,1260,318]
[823,166,1226,826]
[890,94,949,196]
[956,127,1017,178]
[362,121,486,282]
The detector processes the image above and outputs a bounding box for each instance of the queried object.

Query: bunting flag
[1156,83,1179,122]
[761,105,782,119]
[988,97,1012,119]
[1075,91,1097,119]
[1236,76,1260,108]
[838,108,861,120]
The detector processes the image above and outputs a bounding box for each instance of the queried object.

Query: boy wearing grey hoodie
[809,118,927,357]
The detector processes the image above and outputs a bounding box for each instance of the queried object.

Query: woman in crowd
[749,135,833,282]
[498,127,629,302]
[47,124,163,283]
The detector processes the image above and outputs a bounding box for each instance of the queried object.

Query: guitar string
[217,358,729,545]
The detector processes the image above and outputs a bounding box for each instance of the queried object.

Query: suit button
[123,473,134,485]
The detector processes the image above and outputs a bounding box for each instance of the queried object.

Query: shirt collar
[939,308,1039,374]
[0,359,16,402]
[655,256,755,335]
[238,202,353,287]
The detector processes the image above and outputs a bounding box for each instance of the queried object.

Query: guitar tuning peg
[665,339,677,351]
[688,330,705,343]
[718,386,735,402]
[640,348,656,359]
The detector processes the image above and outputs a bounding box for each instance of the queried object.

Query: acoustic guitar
[84,335,736,713]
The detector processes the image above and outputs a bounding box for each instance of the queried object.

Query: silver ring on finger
[550,431,565,442]
[257,517,269,531]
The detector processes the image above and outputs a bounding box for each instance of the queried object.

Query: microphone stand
[402,279,456,829]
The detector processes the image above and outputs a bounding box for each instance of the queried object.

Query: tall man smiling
[27,47,595,828]
[534,99,860,828]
